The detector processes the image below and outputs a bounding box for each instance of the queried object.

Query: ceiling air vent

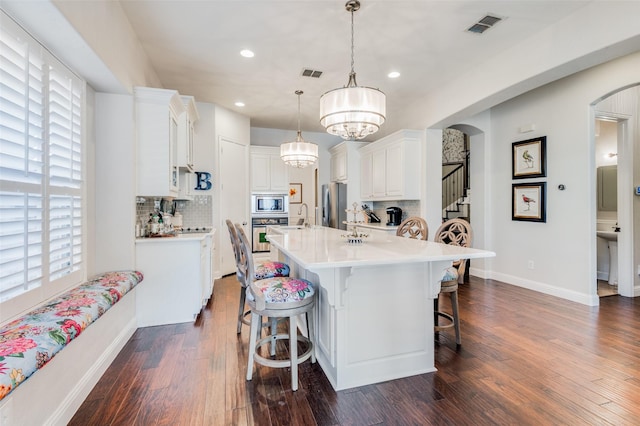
[301,68,323,78]
[466,14,503,34]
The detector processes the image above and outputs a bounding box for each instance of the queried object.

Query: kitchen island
[266,225,495,390]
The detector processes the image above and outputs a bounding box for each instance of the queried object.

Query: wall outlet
[528,260,535,270]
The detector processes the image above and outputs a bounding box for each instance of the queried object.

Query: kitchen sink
[596,230,618,241]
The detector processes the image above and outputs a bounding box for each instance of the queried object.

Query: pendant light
[319,0,386,140]
[280,90,318,168]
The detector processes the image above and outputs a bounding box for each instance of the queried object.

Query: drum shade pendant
[280,90,318,168]
[320,0,385,140]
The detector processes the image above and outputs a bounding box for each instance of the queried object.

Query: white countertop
[266,226,494,270]
[135,230,215,243]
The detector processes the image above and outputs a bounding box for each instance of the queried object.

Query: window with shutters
[0,11,85,312]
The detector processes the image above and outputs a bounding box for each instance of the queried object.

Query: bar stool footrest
[253,334,313,368]
[435,311,455,331]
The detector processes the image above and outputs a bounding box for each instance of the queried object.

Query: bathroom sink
[596,231,618,241]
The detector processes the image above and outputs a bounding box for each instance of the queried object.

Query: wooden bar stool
[434,218,473,346]
[235,224,316,391]
[225,220,290,333]
[396,216,428,240]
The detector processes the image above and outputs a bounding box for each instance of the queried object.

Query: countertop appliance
[251,193,289,217]
[322,182,347,230]
[386,207,402,226]
[252,216,288,252]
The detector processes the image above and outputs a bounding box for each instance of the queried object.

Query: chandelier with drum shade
[280,90,318,168]
[319,0,386,140]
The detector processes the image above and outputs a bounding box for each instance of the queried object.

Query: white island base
[303,261,451,390]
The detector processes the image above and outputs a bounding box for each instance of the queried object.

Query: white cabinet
[135,233,214,327]
[330,144,347,182]
[250,146,289,192]
[176,170,195,200]
[360,130,422,201]
[177,95,199,171]
[135,87,185,197]
[330,141,366,183]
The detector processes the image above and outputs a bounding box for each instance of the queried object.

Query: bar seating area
[228,220,317,391]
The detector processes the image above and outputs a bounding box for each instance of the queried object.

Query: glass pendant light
[319,0,385,140]
[280,90,318,168]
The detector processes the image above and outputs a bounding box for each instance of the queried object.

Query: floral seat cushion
[252,277,314,304]
[0,270,144,401]
[441,266,459,282]
[254,260,290,280]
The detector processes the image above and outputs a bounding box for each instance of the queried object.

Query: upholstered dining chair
[235,223,316,391]
[225,220,290,334]
[395,216,429,240]
[433,218,473,346]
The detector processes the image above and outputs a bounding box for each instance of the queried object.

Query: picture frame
[512,136,546,179]
[289,183,302,204]
[512,182,546,222]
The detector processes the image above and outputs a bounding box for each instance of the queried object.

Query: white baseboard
[470,268,599,306]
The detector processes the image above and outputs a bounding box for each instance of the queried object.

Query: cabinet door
[360,152,373,199]
[330,147,347,183]
[170,113,179,192]
[269,154,289,191]
[251,153,271,191]
[372,149,387,197]
[385,144,404,196]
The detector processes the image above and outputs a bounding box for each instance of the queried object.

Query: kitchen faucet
[298,203,310,227]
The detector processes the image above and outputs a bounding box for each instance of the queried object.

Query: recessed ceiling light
[240,49,254,58]
[235,102,245,107]
[388,71,400,79]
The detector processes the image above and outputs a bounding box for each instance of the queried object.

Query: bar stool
[235,224,316,391]
[396,216,428,240]
[225,220,290,333]
[434,218,473,346]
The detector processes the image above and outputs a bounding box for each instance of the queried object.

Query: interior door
[220,137,248,275]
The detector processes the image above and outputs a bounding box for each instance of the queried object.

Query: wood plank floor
[70,275,640,425]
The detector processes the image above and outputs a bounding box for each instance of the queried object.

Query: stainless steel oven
[251,216,288,253]
[251,193,289,216]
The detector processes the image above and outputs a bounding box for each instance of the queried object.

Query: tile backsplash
[135,196,212,228]
[368,200,421,224]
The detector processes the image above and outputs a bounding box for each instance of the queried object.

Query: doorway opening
[442,128,470,223]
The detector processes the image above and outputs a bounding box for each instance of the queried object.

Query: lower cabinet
[135,234,213,327]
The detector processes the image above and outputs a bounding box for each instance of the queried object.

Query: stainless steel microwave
[251,193,289,216]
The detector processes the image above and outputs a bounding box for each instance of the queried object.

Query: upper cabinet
[177,96,199,171]
[330,141,366,183]
[250,146,289,192]
[360,130,422,201]
[135,87,185,197]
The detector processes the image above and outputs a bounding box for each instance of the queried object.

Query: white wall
[483,52,640,305]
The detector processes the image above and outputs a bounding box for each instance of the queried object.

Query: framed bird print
[512,136,546,179]
[512,182,546,222]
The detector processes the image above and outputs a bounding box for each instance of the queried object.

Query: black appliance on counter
[386,207,402,226]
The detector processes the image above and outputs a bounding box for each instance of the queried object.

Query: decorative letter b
[195,172,212,190]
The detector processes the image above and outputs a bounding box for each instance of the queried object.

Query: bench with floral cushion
[0,270,144,401]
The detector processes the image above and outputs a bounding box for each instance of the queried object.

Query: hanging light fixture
[280,90,319,168]
[320,0,385,140]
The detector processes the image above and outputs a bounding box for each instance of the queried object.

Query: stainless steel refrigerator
[322,182,347,230]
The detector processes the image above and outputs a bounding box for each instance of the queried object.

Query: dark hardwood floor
[69,274,640,425]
